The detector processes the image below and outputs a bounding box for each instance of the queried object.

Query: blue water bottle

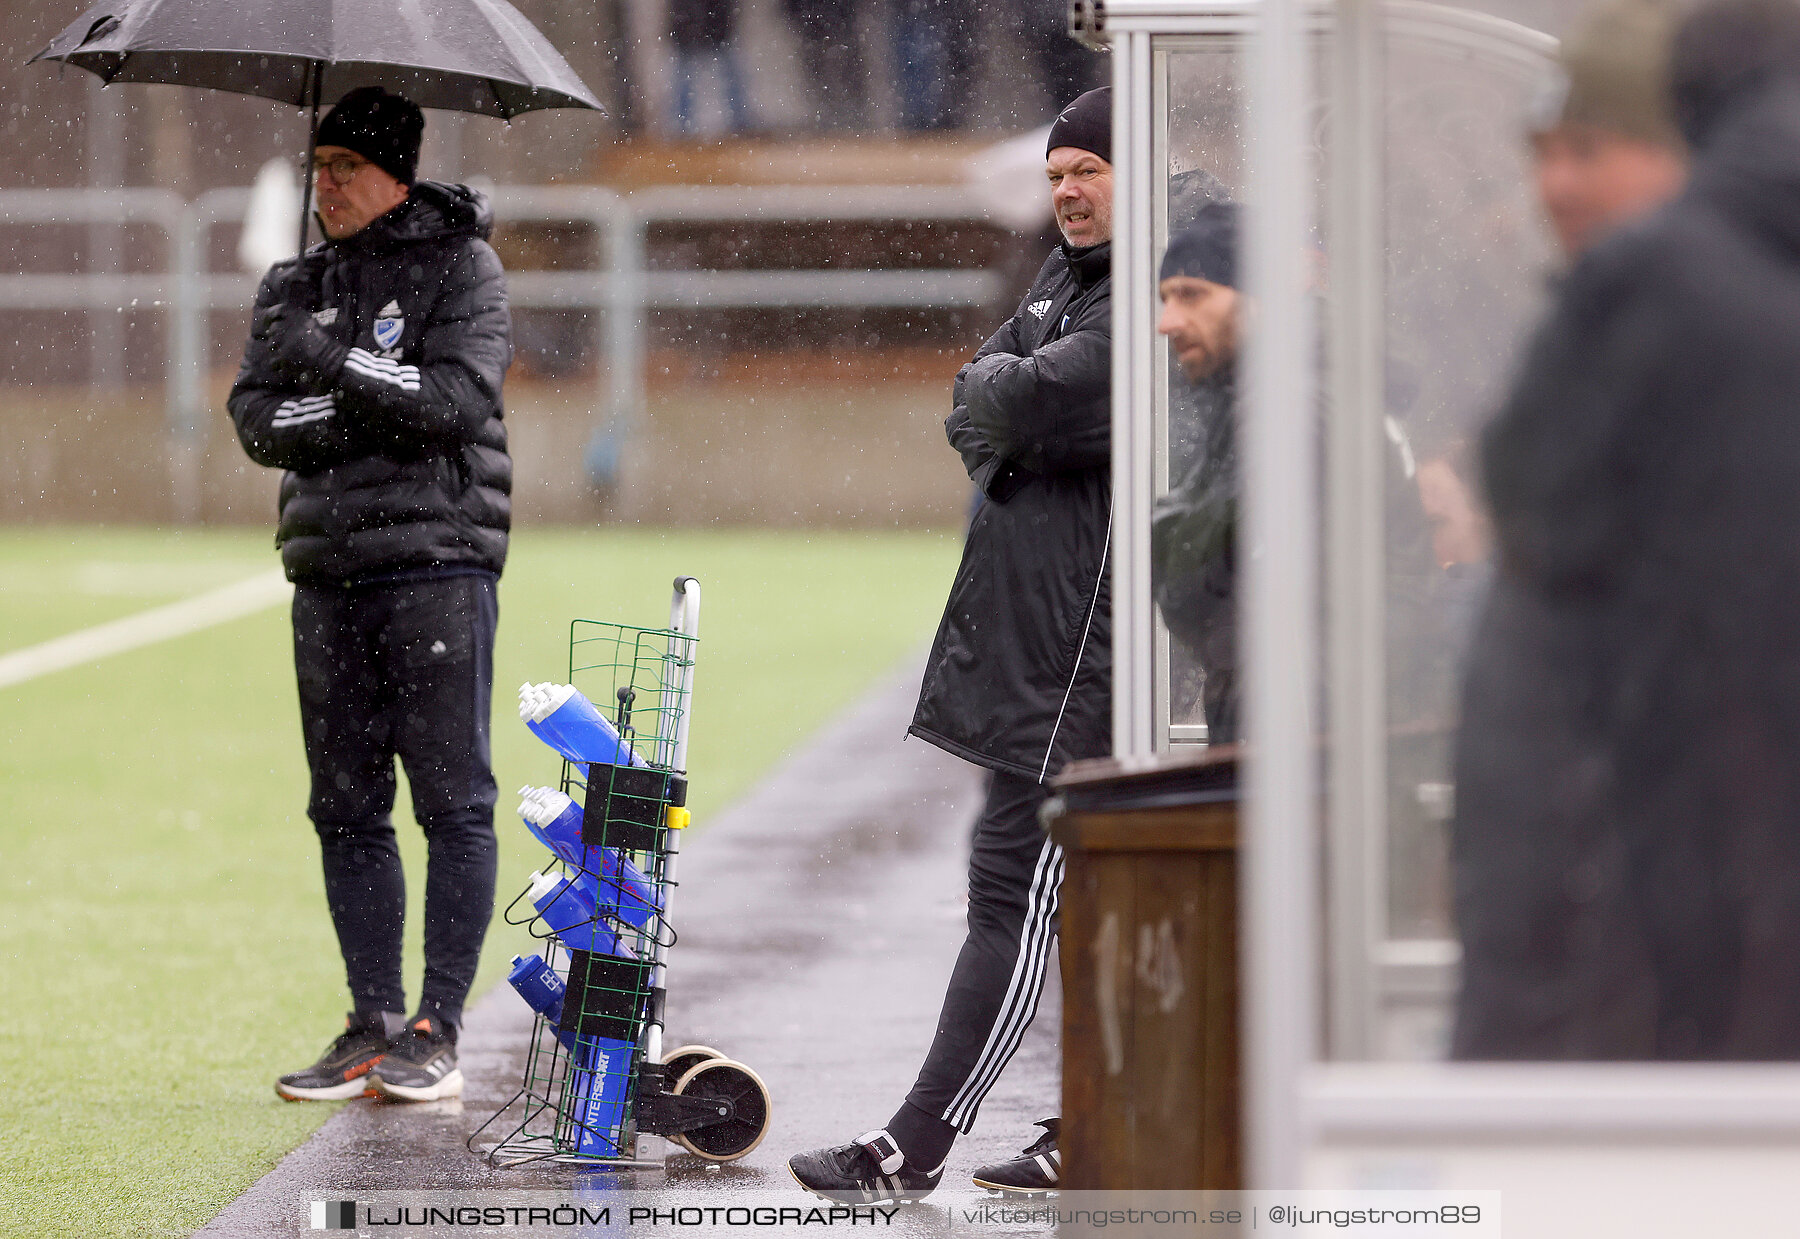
[519,683,646,768]
[526,870,624,958]
[568,1033,637,1157]
[591,846,659,932]
[517,790,603,907]
[511,953,633,1155]
[506,954,577,1049]
[519,788,660,931]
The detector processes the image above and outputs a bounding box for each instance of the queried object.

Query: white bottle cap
[525,870,565,906]
[545,683,577,712]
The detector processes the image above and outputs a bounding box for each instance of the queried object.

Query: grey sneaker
[370,1015,463,1101]
[275,1011,401,1101]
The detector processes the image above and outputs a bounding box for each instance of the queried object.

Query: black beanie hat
[1047,87,1112,164]
[1160,201,1240,288]
[317,86,425,185]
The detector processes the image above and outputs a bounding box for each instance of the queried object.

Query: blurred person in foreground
[1530,0,1689,258]
[1454,0,1800,1059]
[1410,0,1692,593]
[789,88,1115,1203]
[228,87,512,1099]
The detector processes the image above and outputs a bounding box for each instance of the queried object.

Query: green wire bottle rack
[472,576,771,1168]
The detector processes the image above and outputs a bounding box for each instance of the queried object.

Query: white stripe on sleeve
[270,394,336,427]
[344,348,421,392]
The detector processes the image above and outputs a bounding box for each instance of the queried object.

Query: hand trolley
[472,576,771,1167]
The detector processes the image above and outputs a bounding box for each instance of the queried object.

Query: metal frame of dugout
[1084,1,1800,1229]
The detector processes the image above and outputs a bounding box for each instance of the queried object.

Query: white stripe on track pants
[905,769,1063,1133]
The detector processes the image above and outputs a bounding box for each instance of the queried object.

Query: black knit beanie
[317,86,425,185]
[1047,87,1112,163]
[1160,202,1240,288]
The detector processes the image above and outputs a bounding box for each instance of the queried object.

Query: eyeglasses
[311,155,369,186]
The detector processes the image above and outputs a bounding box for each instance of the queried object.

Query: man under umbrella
[228,86,513,1102]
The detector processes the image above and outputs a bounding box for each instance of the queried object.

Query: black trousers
[905,769,1063,1133]
[292,574,499,1029]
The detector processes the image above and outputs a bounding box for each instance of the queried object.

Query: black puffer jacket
[910,242,1111,782]
[228,181,512,584]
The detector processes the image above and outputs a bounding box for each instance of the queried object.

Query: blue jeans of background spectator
[673,48,751,135]
[891,0,974,130]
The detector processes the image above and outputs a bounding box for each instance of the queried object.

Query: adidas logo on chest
[1027,299,1053,319]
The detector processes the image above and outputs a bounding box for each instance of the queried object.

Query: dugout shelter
[1090,0,1800,1229]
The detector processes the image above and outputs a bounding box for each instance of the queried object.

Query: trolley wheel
[670,1058,771,1162]
[660,1044,726,1085]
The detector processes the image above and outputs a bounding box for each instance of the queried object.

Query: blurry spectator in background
[784,0,868,132]
[1529,0,1688,258]
[890,0,978,131]
[1018,0,1103,114]
[597,0,642,133]
[1454,0,1800,1059]
[668,0,753,138]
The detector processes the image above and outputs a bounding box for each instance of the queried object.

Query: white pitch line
[0,569,292,690]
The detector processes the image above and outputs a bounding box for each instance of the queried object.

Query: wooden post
[1050,750,1241,1189]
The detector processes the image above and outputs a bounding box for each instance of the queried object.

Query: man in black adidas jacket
[228,87,512,1105]
[791,88,1113,1202]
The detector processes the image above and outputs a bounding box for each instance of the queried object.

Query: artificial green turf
[0,527,276,653]
[0,525,959,1238]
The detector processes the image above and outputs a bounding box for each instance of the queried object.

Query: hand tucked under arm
[961,328,1111,475]
[257,301,349,392]
[947,404,997,480]
[228,271,369,473]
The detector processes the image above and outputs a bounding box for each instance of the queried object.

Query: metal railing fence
[0,184,1006,519]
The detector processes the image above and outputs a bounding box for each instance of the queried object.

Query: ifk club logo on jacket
[373,300,404,350]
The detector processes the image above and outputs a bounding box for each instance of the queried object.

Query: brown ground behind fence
[1,348,974,528]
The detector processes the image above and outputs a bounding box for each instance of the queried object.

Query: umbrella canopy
[31,0,603,256]
[29,0,603,118]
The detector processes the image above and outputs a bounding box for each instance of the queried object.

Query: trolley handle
[661,577,701,772]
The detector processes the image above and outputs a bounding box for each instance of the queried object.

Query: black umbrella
[30,0,605,254]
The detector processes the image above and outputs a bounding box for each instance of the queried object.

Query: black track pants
[292,575,500,1030]
[905,769,1063,1133]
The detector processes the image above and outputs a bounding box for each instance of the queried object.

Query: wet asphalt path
[199,664,1063,1235]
